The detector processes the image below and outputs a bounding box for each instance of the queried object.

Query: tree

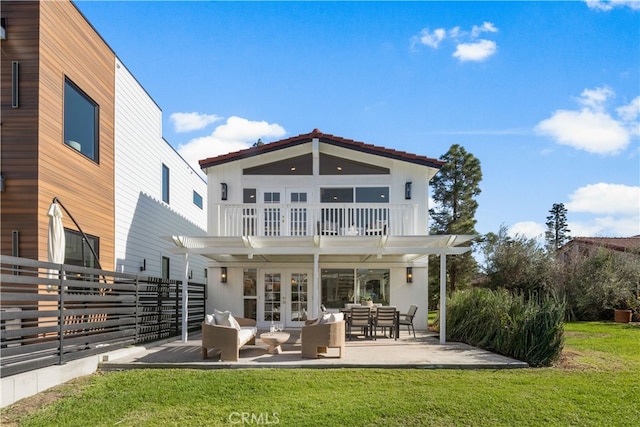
[480,225,556,294]
[545,203,570,251]
[428,144,482,294]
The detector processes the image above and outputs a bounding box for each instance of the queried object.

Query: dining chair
[399,305,418,338]
[348,306,371,340]
[373,306,397,340]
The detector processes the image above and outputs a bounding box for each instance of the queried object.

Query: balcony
[217,203,418,237]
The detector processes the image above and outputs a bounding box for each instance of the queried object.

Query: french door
[261,189,310,236]
[261,269,311,328]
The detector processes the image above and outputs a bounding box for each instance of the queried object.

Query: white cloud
[577,87,614,112]
[508,221,546,240]
[452,39,497,62]
[535,87,635,155]
[471,22,498,38]
[585,0,640,11]
[566,183,640,215]
[616,96,640,123]
[411,22,499,62]
[412,27,446,49]
[535,109,629,154]
[177,116,286,176]
[170,112,222,133]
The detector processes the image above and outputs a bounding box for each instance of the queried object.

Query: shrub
[438,288,565,367]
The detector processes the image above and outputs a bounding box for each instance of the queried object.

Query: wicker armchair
[301,320,345,359]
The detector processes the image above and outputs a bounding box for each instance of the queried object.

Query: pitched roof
[199,129,445,170]
[564,236,640,253]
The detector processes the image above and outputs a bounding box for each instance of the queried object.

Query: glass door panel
[286,190,309,236]
[288,272,309,325]
[263,272,281,322]
[263,191,281,236]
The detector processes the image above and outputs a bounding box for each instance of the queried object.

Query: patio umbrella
[47,201,66,280]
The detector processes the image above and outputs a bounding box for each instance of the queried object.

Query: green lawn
[2,322,638,426]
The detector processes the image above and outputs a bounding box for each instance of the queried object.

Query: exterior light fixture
[140,259,146,272]
[406,267,413,283]
[405,182,412,200]
[221,183,228,200]
[220,267,227,283]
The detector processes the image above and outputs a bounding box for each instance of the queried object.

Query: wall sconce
[221,183,228,200]
[405,182,412,200]
[220,267,227,283]
[188,270,193,280]
[0,173,5,192]
[406,267,413,283]
[140,259,146,272]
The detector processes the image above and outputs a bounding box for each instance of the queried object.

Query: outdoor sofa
[202,310,257,362]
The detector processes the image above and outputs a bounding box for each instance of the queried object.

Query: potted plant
[360,296,374,307]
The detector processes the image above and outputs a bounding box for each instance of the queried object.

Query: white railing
[219,203,417,237]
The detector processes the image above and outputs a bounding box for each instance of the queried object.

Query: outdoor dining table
[339,306,400,339]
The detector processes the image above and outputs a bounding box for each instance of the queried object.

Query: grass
[2,322,639,426]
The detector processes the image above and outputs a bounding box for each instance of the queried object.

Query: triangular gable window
[320,153,389,175]
[243,154,312,175]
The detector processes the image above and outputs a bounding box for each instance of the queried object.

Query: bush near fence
[438,288,565,367]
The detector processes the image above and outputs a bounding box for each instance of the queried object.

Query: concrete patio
[98,330,528,370]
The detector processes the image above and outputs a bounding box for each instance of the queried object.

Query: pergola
[170,234,475,344]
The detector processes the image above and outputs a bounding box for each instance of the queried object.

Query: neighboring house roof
[560,236,640,254]
[199,129,446,170]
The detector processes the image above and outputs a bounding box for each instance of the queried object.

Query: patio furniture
[348,306,372,340]
[301,317,345,359]
[372,306,398,340]
[260,331,290,354]
[399,305,418,338]
[201,313,257,362]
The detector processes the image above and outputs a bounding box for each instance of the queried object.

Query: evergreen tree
[428,144,482,294]
[545,203,570,251]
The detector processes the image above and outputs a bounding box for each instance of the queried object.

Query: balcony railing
[218,203,417,237]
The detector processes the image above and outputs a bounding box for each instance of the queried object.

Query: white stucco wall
[114,59,208,282]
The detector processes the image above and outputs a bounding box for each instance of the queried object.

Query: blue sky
[75,0,640,240]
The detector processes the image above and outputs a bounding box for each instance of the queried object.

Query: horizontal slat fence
[0,256,205,378]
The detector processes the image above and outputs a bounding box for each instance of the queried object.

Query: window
[162,256,170,280]
[321,268,390,309]
[64,78,99,162]
[64,229,99,268]
[193,191,203,209]
[162,164,170,203]
[243,269,257,320]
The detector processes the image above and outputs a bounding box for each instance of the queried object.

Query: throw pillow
[228,314,242,331]
[213,309,232,327]
[205,314,215,325]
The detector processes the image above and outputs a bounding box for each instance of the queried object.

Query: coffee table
[260,332,290,354]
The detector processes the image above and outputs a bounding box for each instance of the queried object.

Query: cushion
[205,314,215,325]
[316,312,343,325]
[214,309,232,327]
[228,314,241,331]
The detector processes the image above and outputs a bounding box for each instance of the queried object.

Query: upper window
[64,79,99,162]
[162,164,170,203]
[193,191,203,209]
[64,229,99,268]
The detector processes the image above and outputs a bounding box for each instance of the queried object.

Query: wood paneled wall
[1,0,116,269]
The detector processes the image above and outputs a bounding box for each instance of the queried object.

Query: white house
[114,59,208,282]
[170,129,473,343]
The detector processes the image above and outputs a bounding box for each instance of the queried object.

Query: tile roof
[199,129,445,170]
[566,236,640,253]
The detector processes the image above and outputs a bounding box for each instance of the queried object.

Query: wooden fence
[0,255,205,378]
